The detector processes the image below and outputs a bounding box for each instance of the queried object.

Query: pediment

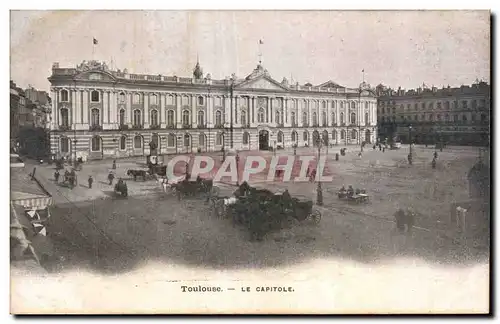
[74,70,116,82]
[237,76,288,91]
[317,80,344,88]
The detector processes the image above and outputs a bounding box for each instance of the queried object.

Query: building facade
[48,60,378,160]
[376,82,490,146]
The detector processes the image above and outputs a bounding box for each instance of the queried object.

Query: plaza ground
[20,144,489,275]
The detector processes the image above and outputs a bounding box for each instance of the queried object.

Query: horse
[127,169,148,181]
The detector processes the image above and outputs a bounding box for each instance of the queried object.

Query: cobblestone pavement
[27,145,489,274]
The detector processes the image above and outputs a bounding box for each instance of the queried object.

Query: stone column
[110,91,117,127]
[207,95,213,127]
[160,93,166,127]
[144,93,149,127]
[327,100,331,126]
[82,90,89,125]
[224,96,230,126]
[103,91,109,128]
[176,94,182,127]
[71,90,77,128]
[52,89,59,127]
[127,92,133,127]
[269,97,274,124]
[308,100,313,126]
[234,96,239,127]
[284,98,290,127]
[251,96,255,125]
[191,94,197,128]
[76,90,82,125]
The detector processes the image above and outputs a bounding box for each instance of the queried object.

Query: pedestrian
[112,159,116,170]
[54,170,60,183]
[394,209,405,233]
[108,172,115,185]
[433,151,438,160]
[431,157,437,169]
[88,175,93,189]
[382,147,385,153]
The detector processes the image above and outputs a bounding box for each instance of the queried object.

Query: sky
[10,10,490,92]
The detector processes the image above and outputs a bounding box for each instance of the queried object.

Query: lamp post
[229,75,235,149]
[408,124,413,165]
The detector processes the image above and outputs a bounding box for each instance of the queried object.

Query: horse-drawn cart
[210,183,322,240]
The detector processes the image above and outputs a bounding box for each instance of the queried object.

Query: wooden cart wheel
[309,209,321,224]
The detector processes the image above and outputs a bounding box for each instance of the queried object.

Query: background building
[376,81,490,146]
[47,60,378,160]
[10,81,52,157]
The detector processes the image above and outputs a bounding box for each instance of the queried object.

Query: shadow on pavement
[44,190,490,276]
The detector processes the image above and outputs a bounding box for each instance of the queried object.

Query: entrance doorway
[259,130,269,150]
[365,130,371,144]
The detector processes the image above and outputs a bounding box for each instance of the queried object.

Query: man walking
[88,175,94,189]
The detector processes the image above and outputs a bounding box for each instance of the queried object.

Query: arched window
[184,134,190,147]
[91,136,101,151]
[60,90,69,102]
[133,93,141,104]
[291,112,296,125]
[340,102,344,109]
[275,110,280,124]
[60,108,69,127]
[197,110,205,126]
[257,108,265,123]
[167,110,175,126]
[350,102,355,109]
[119,92,126,103]
[351,129,357,140]
[302,111,308,125]
[91,108,100,126]
[167,134,176,147]
[303,131,308,142]
[277,131,284,143]
[150,110,158,126]
[340,112,345,124]
[198,96,204,106]
[322,101,326,109]
[290,100,295,109]
[166,94,174,106]
[133,109,142,126]
[365,102,369,109]
[91,90,100,102]
[462,114,467,122]
[182,110,190,126]
[291,131,297,142]
[119,109,126,126]
[240,110,247,125]
[120,136,127,150]
[60,137,69,153]
[242,132,250,145]
[215,110,222,125]
[150,94,157,105]
[340,130,346,140]
[134,135,142,149]
[312,112,318,125]
[365,112,369,125]
[445,101,450,110]
[216,133,224,146]
[332,130,336,140]
[331,112,336,125]
[350,112,356,124]
[182,96,189,106]
[199,134,206,147]
[322,111,327,125]
[332,101,336,109]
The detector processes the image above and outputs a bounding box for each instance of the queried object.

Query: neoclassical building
[48,60,378,160]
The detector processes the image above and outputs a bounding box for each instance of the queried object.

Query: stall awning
[11,193,53,209]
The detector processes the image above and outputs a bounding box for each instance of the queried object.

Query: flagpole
[92,43,95,61]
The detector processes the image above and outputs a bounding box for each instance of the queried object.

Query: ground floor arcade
[50,126,378,160]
